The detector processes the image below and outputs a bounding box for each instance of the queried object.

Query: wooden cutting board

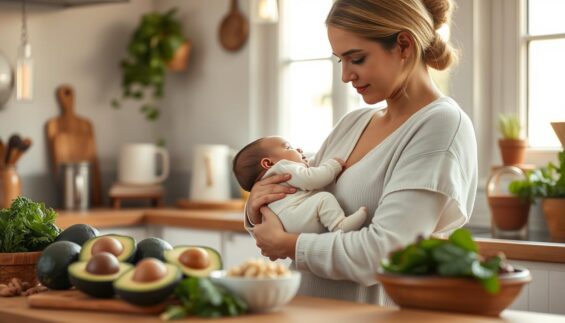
[45,85,102,206]
[27,290,167,315]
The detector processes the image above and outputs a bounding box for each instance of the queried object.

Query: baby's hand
[333,158,346,168]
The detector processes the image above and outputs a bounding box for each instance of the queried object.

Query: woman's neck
[384,66,441,121]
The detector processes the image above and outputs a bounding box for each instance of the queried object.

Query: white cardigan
[246,96,478,304]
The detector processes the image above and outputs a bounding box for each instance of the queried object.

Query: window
[525,0,565,148]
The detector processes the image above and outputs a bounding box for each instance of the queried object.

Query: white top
[246,96,478,304]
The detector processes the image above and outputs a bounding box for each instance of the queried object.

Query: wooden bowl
[0,251,42,286]
[376,269,531,316]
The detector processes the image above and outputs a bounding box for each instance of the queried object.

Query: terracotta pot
[542,198,565,241]
[488,196,530,231]
[0,166,21,209]
[167,40,192,72]
[0,251,41,286]
[498,139,527,166]
[377,269,531,316]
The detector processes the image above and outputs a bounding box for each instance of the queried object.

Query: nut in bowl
[209,259,301,312]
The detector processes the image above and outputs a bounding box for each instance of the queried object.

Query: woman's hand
[253,207,298,261]
[247,174,296,224]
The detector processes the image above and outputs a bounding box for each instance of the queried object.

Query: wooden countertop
[54,208,565,264]
[1,295,564,323]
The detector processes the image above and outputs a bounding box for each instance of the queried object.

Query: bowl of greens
[376,229,531,316]
[0,197,61,285]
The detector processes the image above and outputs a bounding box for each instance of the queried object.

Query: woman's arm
[245,173,296,225]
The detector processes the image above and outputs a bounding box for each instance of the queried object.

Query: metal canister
[60,162,90,210]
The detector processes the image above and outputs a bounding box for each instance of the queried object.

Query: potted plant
[487,166,531,232]
[509,150,565,240]
[111,8,191,121]
[498,114,527,165]
[0,197,61,286]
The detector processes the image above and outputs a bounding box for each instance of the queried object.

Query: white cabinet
[221,232,293,269]
[507,260,565,315]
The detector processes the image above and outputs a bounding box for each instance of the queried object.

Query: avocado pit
[132,258,167,283]
[91,236,124,257]
[86,252,120,275]
[179,248,210,269]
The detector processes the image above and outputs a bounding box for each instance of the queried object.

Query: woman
[245,0,478,304]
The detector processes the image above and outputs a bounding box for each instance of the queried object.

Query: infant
[232,136,367,233]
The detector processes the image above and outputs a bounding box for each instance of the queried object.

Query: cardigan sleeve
[294,189,455,286]
[279,159,343,191]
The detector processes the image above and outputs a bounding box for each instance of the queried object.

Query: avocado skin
[134,237,173,263]
[36,241,81,290]
[80,235,137,263]
[114,265,182,306]
[69,275,116,298]
[55,224,99,246]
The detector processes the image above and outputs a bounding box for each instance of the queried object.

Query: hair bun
[420,0,453,30]
[423,34,456,70]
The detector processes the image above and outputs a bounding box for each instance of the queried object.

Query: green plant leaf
[448,228,477,252]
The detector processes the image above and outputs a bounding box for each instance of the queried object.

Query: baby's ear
[260,158,274,170]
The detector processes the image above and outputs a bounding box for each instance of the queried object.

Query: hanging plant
[111,8,191,121]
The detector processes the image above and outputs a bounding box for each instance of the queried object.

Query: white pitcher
[190,144,232,201]
[118,143,170,185]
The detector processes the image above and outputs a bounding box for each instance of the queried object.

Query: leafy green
[381,229,505,294]
[498,114,522,140]
[160,277,247,320]
[509,150,565,201]
[0,196,61,253]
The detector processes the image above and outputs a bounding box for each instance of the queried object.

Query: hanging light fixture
[255,0,278,24]
[16,0,33,102]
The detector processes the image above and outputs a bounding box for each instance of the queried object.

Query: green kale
[0,196,61,253]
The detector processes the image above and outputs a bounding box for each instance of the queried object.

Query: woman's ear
[260,158,274,170]
[396,31,414,59]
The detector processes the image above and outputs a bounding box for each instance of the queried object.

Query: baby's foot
[337,207,368,232]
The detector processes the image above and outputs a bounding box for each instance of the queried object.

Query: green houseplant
[497,114,527,165]
[509,150,565,240]
[112,8,190,121]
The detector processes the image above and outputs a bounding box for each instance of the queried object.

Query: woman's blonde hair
[326,0,458,71]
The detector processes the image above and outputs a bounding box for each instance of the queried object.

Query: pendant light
[16,0,33,102]
[255,0,278,24]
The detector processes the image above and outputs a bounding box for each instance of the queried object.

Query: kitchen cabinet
[506,260,565,315]
[222,232,292,269]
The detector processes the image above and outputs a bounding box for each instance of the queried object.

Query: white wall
[0,0,253,204]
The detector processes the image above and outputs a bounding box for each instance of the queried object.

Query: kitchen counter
[1,294,564,323]
[54,208,565,264]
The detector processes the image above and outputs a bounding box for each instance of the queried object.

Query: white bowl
[209,270,301,312]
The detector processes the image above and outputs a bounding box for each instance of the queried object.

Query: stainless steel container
[60,162,90,210]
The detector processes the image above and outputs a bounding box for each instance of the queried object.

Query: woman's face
[328,26,404,104]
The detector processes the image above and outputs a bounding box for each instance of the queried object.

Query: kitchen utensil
[27,290,167,315]
[45,85,102,206]
[60,162,90,210]
[118,143,170,185]
[189,144,233,202]
[4,134,22,166]
[219,0,249,52]
[10,137,32,165]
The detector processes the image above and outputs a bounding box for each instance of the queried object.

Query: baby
[232,136,367,234]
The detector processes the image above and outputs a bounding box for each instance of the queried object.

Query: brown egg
[179,248,210,269]
[132,258,167,283]
[86,252,120,275]
[91,237,124,257]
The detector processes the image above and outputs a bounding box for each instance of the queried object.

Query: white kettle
[189,145,233,201]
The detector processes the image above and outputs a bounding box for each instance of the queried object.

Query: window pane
[528,39,565,148]
[282,60,333,153]
[528,0,565,35]
[281,0,333,60]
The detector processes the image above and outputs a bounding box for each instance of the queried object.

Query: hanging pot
[167,40,192,72]
[218,0,249,52]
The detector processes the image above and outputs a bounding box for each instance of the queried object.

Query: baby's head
[233,136,307,191]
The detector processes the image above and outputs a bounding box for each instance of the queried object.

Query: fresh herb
[509,150,565,201]
[498,114,522,140]
[160,277,247,320]
[0,196,61,253]
[381,229,507,294]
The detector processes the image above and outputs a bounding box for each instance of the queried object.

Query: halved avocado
[113,261,182,306]
[80,234,136,263]
[68,261,132,298]
[164,246,222,278]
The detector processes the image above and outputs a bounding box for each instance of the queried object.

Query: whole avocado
[134,237,173,263]
[37,241,81,290]
[55,224,99,246]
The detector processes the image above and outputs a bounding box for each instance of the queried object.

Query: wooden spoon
[219,0,249,52]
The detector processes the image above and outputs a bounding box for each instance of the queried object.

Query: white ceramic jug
[190,144,232,201]
[118,143,170,185]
